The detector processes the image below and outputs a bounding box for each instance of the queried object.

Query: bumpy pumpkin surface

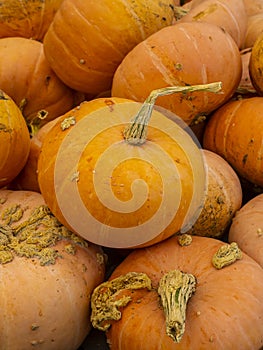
[111,21,242,125]
[43,0,175,95]
[0,0,64,41]
[0,90,30,188]
[0,189,106,350]
[91,235,263,350]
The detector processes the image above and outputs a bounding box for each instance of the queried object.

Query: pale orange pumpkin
[91,234,263,349]
[0,90,30,188]
[249,32,263,96]
[229,193,263,268]
[0,189,106,350]
[243,0,263,16]
[38,84,221,248]
[176,0,248,49]
[186,149,242,238]
[43,0,176,95]
[243,12,263,49]
[111,21,242,125]
[0,0,64,41]
[0,37,74,129]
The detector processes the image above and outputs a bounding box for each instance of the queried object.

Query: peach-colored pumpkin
[243,12,263,49]
[0,189,106,350]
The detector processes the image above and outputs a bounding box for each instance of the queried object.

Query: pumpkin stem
[90,271,152,331]
[173,6,189,20]
[123,82,222,145]
[158,269,196,343]
[212,242,242,269]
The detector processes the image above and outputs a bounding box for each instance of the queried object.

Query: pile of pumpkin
[1,0,263,349]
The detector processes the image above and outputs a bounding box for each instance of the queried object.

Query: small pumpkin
[203,96,263,188]
[249,32,263,95]
[38,83,221,248]
[111,21,242,125]
[0,90,30,188]
[243,12,263,49]
[0,0,64,41]
[229,193,263,268]
[176,0,248,49]
[186,149,242,238]
[91,234,263,349]
[43,0,175,95]
[0,189,106,350]
[0,37,75,129]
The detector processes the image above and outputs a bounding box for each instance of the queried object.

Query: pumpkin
[243,0,263,16]
[111,21,242,125]
[0,37,75,130]
[175,0,247,49]
[203,96,263,188]
[9,118,59,193]
[186,149,242,238]
[229,193,263,268]
[0,0,64,41]
[0,90,30,188]
[236,48,257,95]
[37,83,222,248]
[90,234,263,349]
[43,0,175,95]
[0,189,106,350]
[249,32,263,95]
[243,12,263,49]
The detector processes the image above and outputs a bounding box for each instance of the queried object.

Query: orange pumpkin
[249,32,263,96]
[0,90,30,188]
[43,0,175,95]
[243,0,263,16]
[0,37,74,129]
[176,0,247,49]
[229,193,263,268]
[0,0,64,41]
[111,21,242,125]
[186,149,242,238]
[0,189,106,349]
[243,12,263,49]
[38,84,221,248]
[91,235,263,349]
[203,96,263,188]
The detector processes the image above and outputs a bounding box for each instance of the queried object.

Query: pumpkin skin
[0,0,64,41]
[203,96,263,187]
[249,32,263,95]
[177,0,247,49]
[101,235,263,349]
[229,193,263,268]
[0,189,106,350]
[0,37,74,128]
[43,0,175,95]
[186,150,242,238]
[0,90,30,188]
[111,21,242,125]
[243,13,263,49]
[9,118,59,193]
[37,97,207,248]
[243,0,263,16]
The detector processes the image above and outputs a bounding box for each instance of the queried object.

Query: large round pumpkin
[0,0,64,41]
[229,193,263,268]
[0,37,74,129]
[111,21,242,125]
[91,235,263,349]
[0,189,106,350]
[203,96,263,187]
[37,88,215,248]
[43,0,175,95]
[0,90,30,188]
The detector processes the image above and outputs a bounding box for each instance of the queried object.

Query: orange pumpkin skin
[243,0,263,16]
[0,0,64,41]
[38,97,206,248]
[0,91,30,188]
[0,37,74,127]
[0,189,106,350]
[111,22,242,125]
[186,150,242,238]
[177,0,247,49]
[203,97,263,187]
[249,33,263,96]
[243,13,263,49]
[229,193,263,268]
[43,0,175,95]
[9,118,59,193]
[106,235,263,349]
